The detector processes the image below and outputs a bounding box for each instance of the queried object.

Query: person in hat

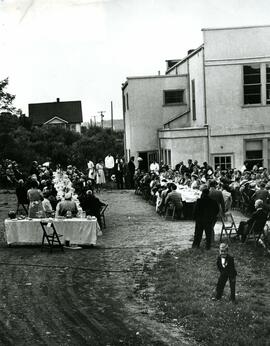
[55,192,78,217]
[213,243,237,302]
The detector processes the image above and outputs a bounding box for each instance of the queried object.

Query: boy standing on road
[214,243,237,303]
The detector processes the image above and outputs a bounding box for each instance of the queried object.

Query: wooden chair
[40,221,64,252]
[165,202,176,220]
[100,204,108,229]
[219,212,238,242]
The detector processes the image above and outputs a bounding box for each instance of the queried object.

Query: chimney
[56,98,60,103]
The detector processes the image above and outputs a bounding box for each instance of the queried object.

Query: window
[168,150,171,167]
[126,93,129,110]
[266,64,270,104]
[191,79,196,120]
[69,124,76,131]
[164,89,184,105]
[245,140,263,169]
[214,155,232,170]
[243,64,261,104]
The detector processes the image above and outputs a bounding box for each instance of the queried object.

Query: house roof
[28,100,83,125]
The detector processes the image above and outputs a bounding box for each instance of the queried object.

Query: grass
[144,243,270,346]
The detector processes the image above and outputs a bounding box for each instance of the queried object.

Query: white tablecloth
[4,218,100,245]
[176,186,201,203]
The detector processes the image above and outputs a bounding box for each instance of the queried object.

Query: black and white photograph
[0,0,270,345]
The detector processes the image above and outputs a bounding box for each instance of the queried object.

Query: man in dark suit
[79,190,106,227]
[237,199,268,242]
[127,156,135,189]
[192,185,219,249]
[215,243,237,302]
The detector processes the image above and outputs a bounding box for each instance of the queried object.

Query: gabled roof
[29,100,83,125]
[44,116,68,125]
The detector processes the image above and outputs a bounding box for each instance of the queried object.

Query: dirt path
[0,190,211,345]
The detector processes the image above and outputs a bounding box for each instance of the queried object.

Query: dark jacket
[247,208,268,232]
[194,195,219,224]
[217,254,237,277]
[79,194,105,216]
[209,188,225,214]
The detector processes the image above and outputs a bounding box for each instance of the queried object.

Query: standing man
[127,156,136,189]
[115,155,124,189]
[104,153,115,180]
[192,185,219,250]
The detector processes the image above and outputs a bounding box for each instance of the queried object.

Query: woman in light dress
[96,160,106,192]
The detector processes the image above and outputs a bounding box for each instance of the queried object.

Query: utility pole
[111,101,114,130]
[98,111,106,128]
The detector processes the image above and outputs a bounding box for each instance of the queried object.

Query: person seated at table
[55,192,78,218]
[251,181,269,210]
[27,180,45,218]
[79,190,106,227]
[42,190,54,217]
[237,199,268,242]
[165,183,183,218]
[191,174,200,190]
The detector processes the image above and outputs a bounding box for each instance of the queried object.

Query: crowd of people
[4,159,108,227]
[135,158,270,250]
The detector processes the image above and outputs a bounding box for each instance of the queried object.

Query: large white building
[122,25,270,171]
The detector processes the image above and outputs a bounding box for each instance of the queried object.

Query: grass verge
[144,242,270,346]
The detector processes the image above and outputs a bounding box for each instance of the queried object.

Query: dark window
[164,90,184,105]
[191,80,196,120]
[214,156,232,170]
[243,64,261,104]
[168,150,171,167]
[267,64,270,104]
[126,93,129,110]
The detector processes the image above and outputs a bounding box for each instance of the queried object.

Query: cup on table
[65,239,70,247]
[82,211,86,219]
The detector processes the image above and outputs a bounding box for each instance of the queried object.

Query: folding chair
[244,219,267,245]
[100,204,108,229]
[40,221,64,252]
[219,212,238,242]
[165,202,176,220]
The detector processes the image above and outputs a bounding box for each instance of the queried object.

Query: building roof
[29,99,83,125]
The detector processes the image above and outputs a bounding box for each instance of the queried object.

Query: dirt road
[0,190,203,345]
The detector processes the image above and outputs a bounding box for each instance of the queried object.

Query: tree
[0,78,17,114]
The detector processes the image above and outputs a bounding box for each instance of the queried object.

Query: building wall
[159,127,208,168]
[204,26,270,169]
[123,75,188,159]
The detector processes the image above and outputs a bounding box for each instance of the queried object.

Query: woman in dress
[87,160,96,182]
[27,180,45,218]
[95,160,106,192]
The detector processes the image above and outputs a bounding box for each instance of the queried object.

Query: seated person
[42,190,54,217]
[237,199,268,242]
[55,192,78,217]
[165,183,183,218]
[79,190,106,227]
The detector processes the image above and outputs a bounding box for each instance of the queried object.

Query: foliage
[0,78,17,114]
[0,78,124,174]
[144,243,270,346]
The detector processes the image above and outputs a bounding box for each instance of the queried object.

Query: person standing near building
[87,159,96,182]
[114,155,124,189]
[96,159,106,192]
[192,185,219,250]
[104,153,115,180]
[127,156,135,189]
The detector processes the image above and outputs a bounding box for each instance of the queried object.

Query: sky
[1,0,270,123]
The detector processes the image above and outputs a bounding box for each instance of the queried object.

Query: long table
[4,218,100,246]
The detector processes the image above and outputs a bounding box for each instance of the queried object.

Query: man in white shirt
[150,160,159,174]
[104,153,115,179]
